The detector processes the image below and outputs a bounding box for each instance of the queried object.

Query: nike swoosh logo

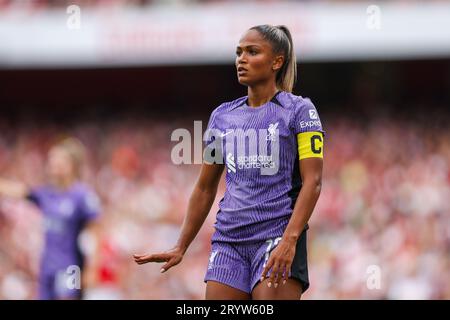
[220,131,233,137]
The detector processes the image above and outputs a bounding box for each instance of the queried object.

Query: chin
[237,77,251,86]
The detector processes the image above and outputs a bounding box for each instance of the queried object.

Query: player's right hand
[133,246,184,273]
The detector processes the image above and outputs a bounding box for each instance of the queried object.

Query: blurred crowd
[0,0,441,10]
[0,110,449,300]
[309,115,450,299]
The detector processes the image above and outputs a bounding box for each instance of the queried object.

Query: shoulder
[277,92,317,112]
[72,182,97,199]
[73,183,101,212]
[211,96,248,116]
[30,185,51,197]
[283,92,324,134]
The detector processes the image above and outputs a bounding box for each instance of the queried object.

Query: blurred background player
[0,137,101,300]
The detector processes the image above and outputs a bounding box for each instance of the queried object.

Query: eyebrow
[236,44,262,50]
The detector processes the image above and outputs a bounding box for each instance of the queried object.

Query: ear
[272,55,284,71]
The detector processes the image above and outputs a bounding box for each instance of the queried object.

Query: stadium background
[0,0,449,299]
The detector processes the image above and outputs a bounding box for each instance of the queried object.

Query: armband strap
[297,131,324,160]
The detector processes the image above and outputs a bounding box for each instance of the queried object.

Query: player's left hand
[260,238,296,288]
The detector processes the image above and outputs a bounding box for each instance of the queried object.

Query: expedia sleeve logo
[299,108,322,130]
[309,109,318,119]
[297,131,324,160]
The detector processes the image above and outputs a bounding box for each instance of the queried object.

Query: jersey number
[263,237,282,268]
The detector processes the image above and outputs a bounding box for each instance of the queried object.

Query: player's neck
[247,83,279,107]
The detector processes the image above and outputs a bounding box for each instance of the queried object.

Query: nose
[237,52,247,66]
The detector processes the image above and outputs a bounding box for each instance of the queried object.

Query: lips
[237,66,248,77]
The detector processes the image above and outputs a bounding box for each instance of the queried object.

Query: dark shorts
[204,229,309,294]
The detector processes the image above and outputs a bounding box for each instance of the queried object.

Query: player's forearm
[176,185,217,254]
[0,178,28,199]
[282,178,322,243]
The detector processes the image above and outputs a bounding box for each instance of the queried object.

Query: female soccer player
[134,24,324,300]
[0,137,101,299]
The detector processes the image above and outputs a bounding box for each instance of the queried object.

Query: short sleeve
[203,107,223,164]
[290,98,325,135]
[204,108,218,148]
[26,187,44,208]
[79,189,101,222]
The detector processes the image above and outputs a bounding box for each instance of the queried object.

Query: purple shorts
[204,230,309,294]
[38,269,82,300]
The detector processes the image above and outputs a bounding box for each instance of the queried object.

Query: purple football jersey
[28,182,100,273]
[204,91,324,243]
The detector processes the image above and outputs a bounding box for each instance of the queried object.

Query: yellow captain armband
[297,131,324,160]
